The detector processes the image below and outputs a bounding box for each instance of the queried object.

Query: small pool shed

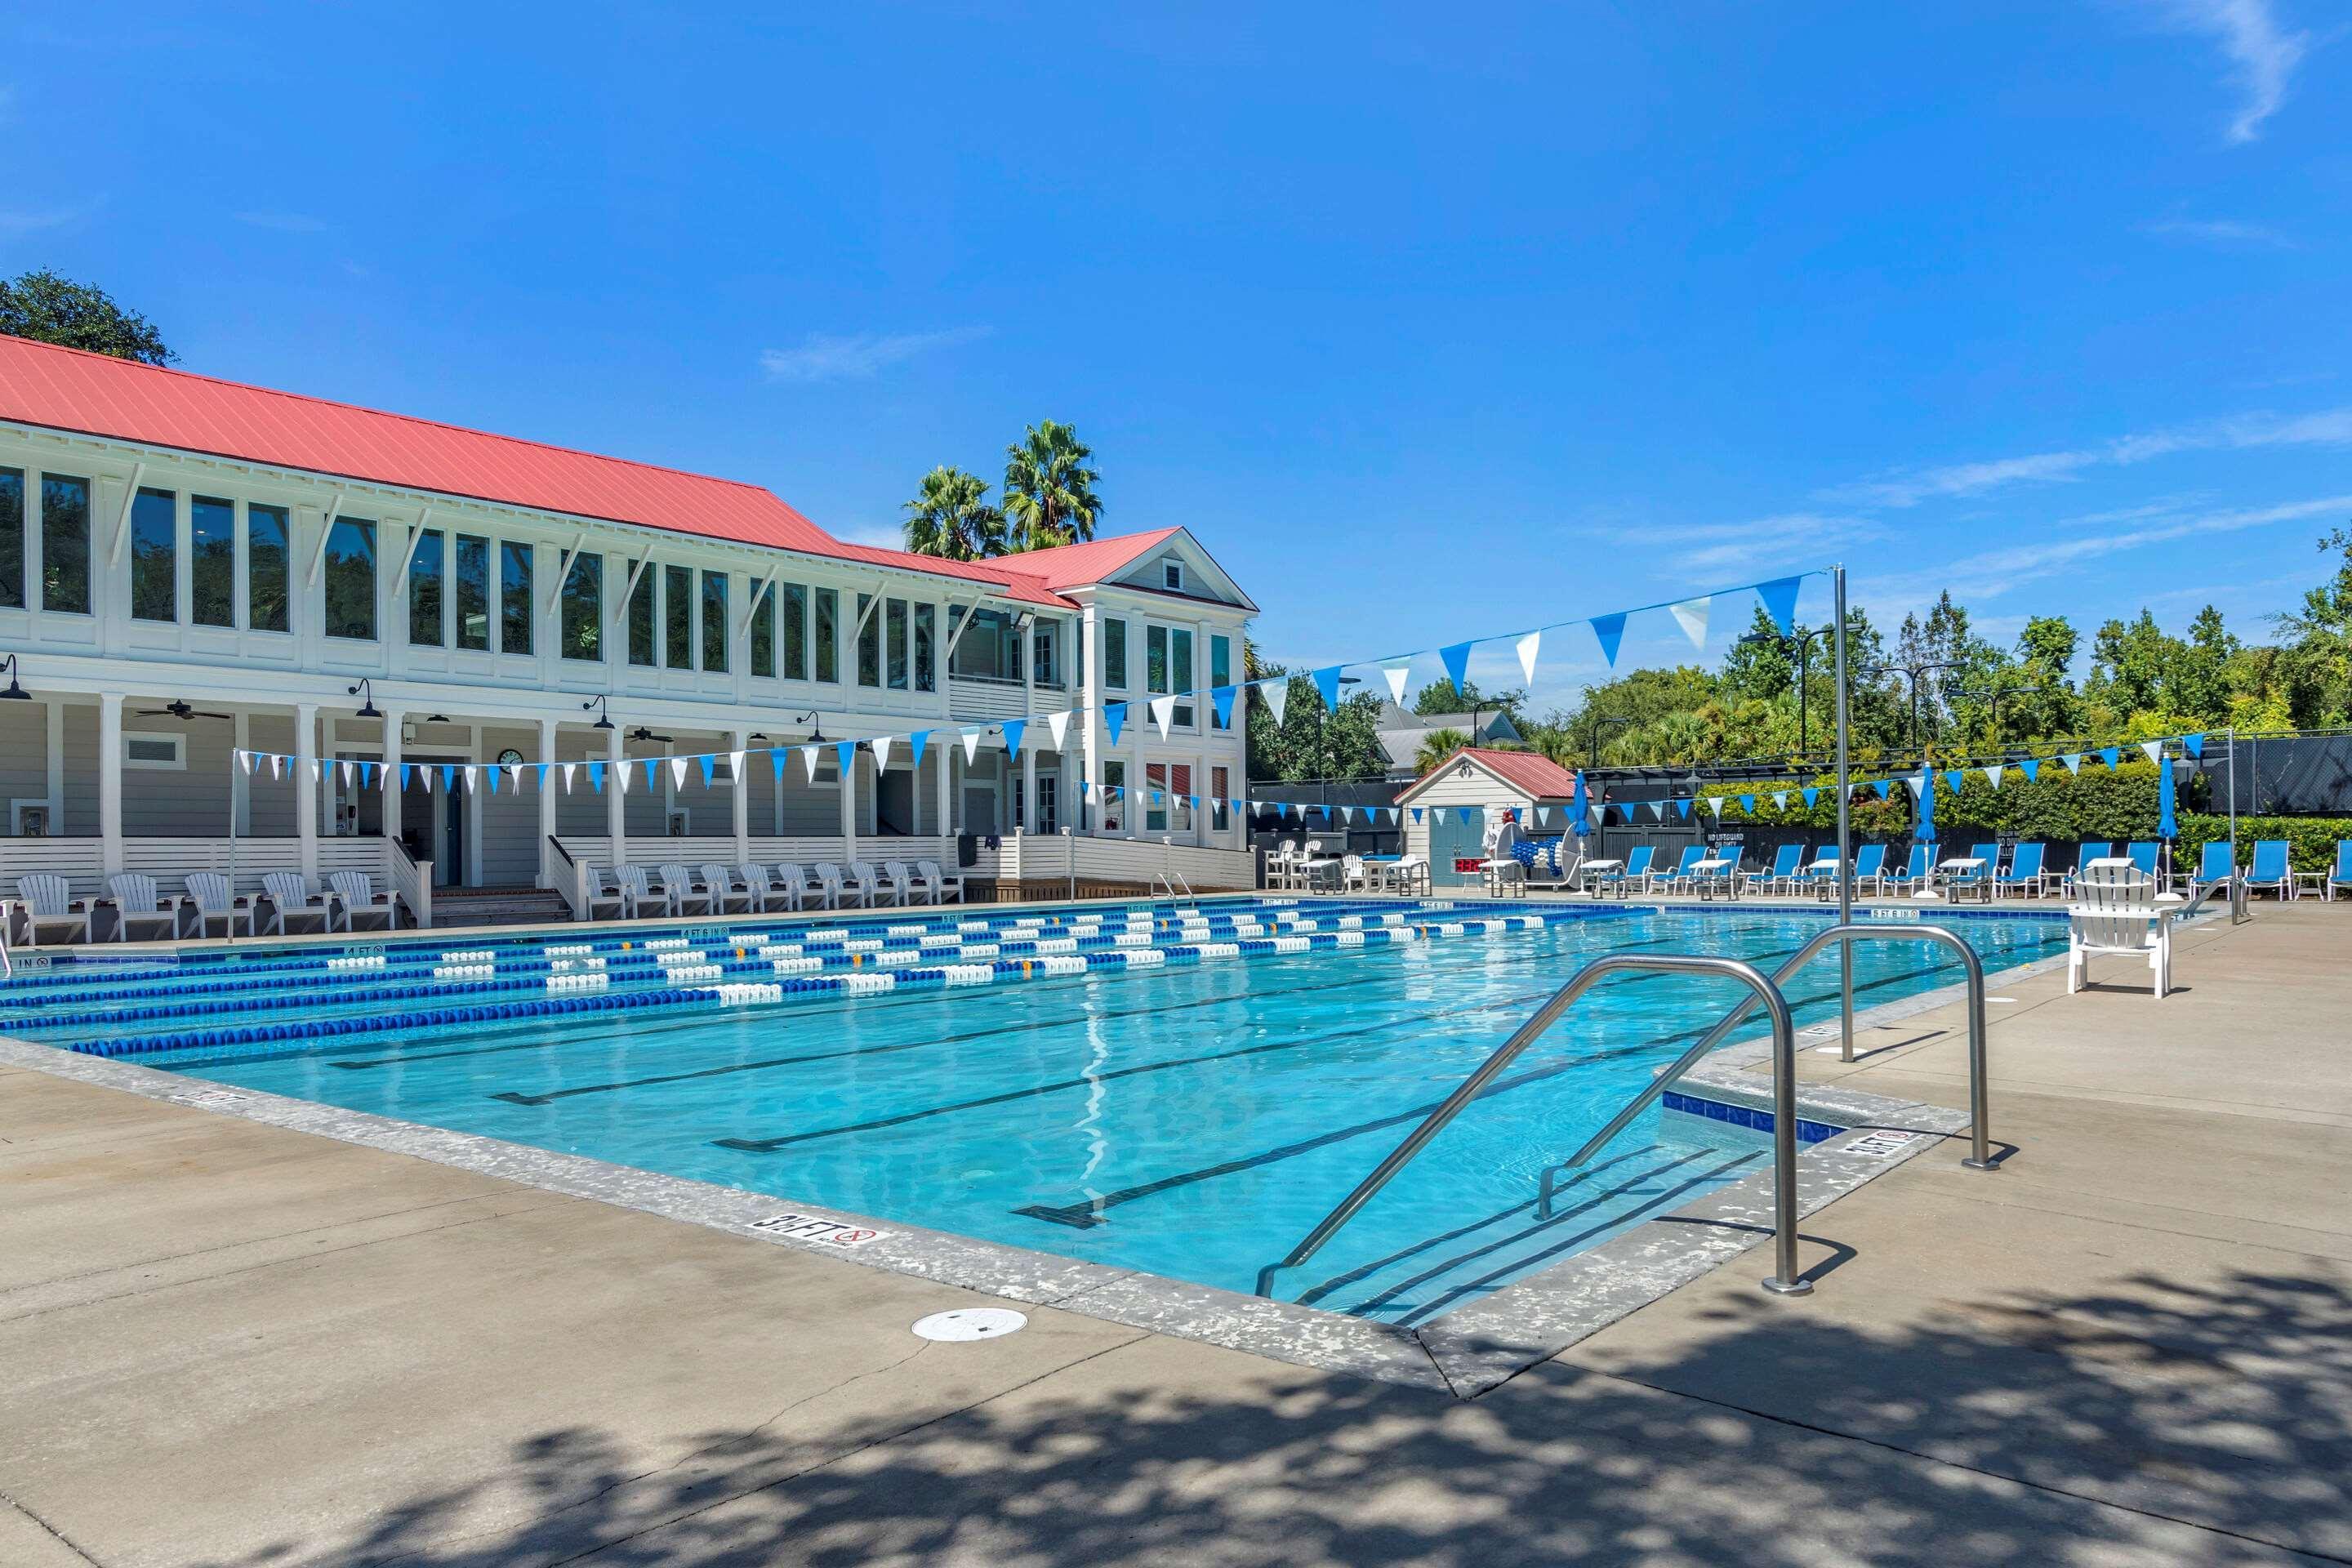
[1395,747,1584,889]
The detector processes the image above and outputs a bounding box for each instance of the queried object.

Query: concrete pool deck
[2,903,2346,1565]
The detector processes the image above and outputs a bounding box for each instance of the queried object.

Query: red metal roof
[0,335,1156,609]
[1396,746,1581,803]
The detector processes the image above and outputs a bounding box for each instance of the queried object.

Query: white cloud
[828,520,907,550]
[1614,513,1882,572]
[2143,0,2312,143]
[0,196,105,234]
[234,210,330,234]
[1827,451,2100,509]
[759,327,990,384]
[2140,216,2295,247]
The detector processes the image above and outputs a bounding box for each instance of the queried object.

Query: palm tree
[902,466,1006,561]
[1414,728,1473,774]
[1001,421,1102,551]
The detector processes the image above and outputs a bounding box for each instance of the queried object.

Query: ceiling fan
[629,725,675,744]
[138,699,233,722]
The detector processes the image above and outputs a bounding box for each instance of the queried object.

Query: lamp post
[1866,660,1966,758]
[1588,714,1635,773]
[1738,625,1837,757]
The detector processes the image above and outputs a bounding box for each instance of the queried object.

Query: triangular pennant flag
[1149,696,1175,738]
[270,753,284,779]
[871,735,894,772]
[360,761,376,788]
[588,761,604,793]
[909,731,929,768]
[1873,780,1892,800]
[1906,775,1926,799]
[1410,807,1423,825]
[1738,793,1756,815]
[1675,798,1692,819]
[1756,577,1802,637]
[802,746,822,783]
[617,760,631,793]
[1590,613,1627,667]
[1438,643,1472,695]
[1340,804,1356,823]
[339,760,354,788]
[1211,686,1237,729]
[536,764,550,793]
[1802,786,1819,808]
[1515,630,1541,686]
[673,756,692,790]
[2183,733,2205,759]
[1707,796,1726,818]
[959,728,982,764]
[727,749,746,781]
[2099,746,2120,772]
[2020,758,2040,782]
[1944,769,1964,795]
[397,763,410,790]
[441,764,457,793]
[643,758,660,790]
[1669,595,1711,649]
[1312,666,1343,712]
[1104,702,1128,746]
[697,754,715,787]
[1772,792,1788,810]
[1985,764,2005,789]
[487,764,500,795]
[2140,740,2163,764]
[1002,719,1027,760]
[1045,710,1070,751]
[1381,662,1411,704]
[238,750,254,775]
[561,762,576,791]
[770,748,785,782]
[835,740,858,777]
[1260,679,1289,725]
[2062,754,2082,775]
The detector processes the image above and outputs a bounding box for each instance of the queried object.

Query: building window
[191,497,234,628]
[1210,634,1232,730]
[664,564,693,669]
[455,534,490,650]
[913,603,936,693]
[323,517,377,640]
[814,587,838,682]
[1102,759,1125,834]
[1103,617,1126,689]
[1148,626,1193,724]
[885,598,909,690]
[130,487,176,622]
[1211,765,1230,831]
[1034,621,1058,688]
[560,551,601,662]
[1037,773,1058,834]
[700,570,728,673]
[1144,761,1191,833]
[782,582,808,679]
[856,594,881,687]
[409,528,445,645]
[501,541,534,656]
[1164,560,1183,591]
[40,474,91,614]
[750,588,775,678]
[0,467,24,610]
[628,564,655,666]
[949,607,1021,681]
[247,503,289,632]
[122,731,187,771]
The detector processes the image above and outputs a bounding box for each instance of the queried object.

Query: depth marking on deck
[749,1213,891,1246]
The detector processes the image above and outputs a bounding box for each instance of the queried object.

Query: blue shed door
[1430,810,1486,889]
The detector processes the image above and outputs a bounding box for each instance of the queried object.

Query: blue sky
[3,2,2345,713]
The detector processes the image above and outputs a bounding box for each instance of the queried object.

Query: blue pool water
[0,898,2066,1322]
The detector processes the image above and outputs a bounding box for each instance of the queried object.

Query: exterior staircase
[430,884,574,929]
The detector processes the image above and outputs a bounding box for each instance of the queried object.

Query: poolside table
[1940,857,1990,904]
[1576,858,1624,897]
[1804,858,1842,903]
[1689,858,1738,902]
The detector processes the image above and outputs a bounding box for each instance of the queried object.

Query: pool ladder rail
[1254,923,2002,1305]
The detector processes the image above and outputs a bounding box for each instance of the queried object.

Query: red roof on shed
[1396,746,1582,803]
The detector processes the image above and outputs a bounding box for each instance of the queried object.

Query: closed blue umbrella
[1570,769,1592,838]
[2158,750,2176,840]
[1914,768,1936,844]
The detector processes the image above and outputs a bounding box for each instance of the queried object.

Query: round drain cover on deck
[912,1307,1027,1342]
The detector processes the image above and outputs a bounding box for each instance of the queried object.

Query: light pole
[1588,714,1635,772]
[1738,624,1837,757]
[1866,660,1966,758]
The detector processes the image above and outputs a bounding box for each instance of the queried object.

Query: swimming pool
[0,898,2066,1325]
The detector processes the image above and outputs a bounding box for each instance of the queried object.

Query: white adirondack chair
[914,859,965,904]
[328,871,400,930]
[2068,859,2174,999]
[884,859,930,905]
[777,864,825,911]
[738,863,792,913]
[856,859,906,906]
[816,862,866,909]
[13,874,94,946]
[657,862,715,917]
[583,867,635,920]
[105,872,185,942]
[261,871,343,936]
[699,863,755,915]
[181,872,255,938]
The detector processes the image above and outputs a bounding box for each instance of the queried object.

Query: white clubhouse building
[0,335,1255,921]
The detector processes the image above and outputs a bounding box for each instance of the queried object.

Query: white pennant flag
[1535,805,1551,826]
[510,764,523,791]
[1669,595,1712,649]
[870,736,893,772]
[669,756,688,790]
[960,728,982,764]
[340,760,354,788]
[617,761,631,794]
[1707,796,1726,817]
[1772,792,1788,809]
[562,762,577,791]
[1341,805,1356,823]
[2140,740,2164,764]
[419,764,434,793]
[465,767,479,794]
[1985,764,2005,789]
[1045,710,1071,751]
[1150,695,1176,738]
[272,754,285,780]
[1381,661,1411,704]
[1906,774,1927,798]
[1516,630,1541,686]
[802,746,821,783]
[728,748,746,781]
[1261,680,1289,725]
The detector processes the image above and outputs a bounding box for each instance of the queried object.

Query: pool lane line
[1001,938,2060,1232]
[1321,1146,1759,1316]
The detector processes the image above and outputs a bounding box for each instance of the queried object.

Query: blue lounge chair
[1880,844,1931,894]
[1647,845,1707,894]
[2063,841,2114,896]
[1597,844,1656,893]
[2126,842,2160,879]
[1995,842,2047,898]
[1742,843,1802,896]
[2243,839,2292,900]
[1942,842,1997,893]
[1851,843,1888,892]
[2182,840,2234,900]
[2326,842,2352,902]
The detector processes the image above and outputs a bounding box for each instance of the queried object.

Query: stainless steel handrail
[1255,953,1812,1301]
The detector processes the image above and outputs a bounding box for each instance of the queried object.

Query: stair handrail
[1255,952,1811,1302]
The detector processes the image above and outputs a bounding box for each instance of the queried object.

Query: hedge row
[1708,760,2192,840]
[2176,814,2352,874]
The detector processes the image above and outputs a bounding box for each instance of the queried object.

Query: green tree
[1243,650,1388,783]
[1410,677,1526,725]
[1413,727,1473,773]
[2273,526,2352,725]
[1001,421,1102,551]
[0,269,174,364]
[900,466,1005,561]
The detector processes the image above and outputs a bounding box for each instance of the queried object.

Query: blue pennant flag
[399,764,412,791]
[1104,702,1127,746]
[1757,576,1802,636]
[1319,804,1334,822]
[588,761,604,792]
[1211,685,1237,728]
[441,764,457,792]
[358,761,373,787]
[771,749,785,781]
[537,764,550,792]
[1944,769,1964,795]
[2100,746,2120,771]
[1411,807,1423,825]
[1674,797,1693,820]
[909,730,929,768]
[1872,780,1891,800]
[1590,613,1627,667]
[1187,794,1200,812]
[1802,786,1819,808]
[1002,719,1026,760]
[1438,642,1472,693]
[488,765,501,794]
[698,754,715,786]
[835,740,858,778]
[1739,793,1756,815]
[1312,666,1343,711]
[2020,758,2039,782]
[2182,732,2205,759]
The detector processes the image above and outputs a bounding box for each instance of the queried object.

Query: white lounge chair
[12,874,94,947]
[699,863,755,915]
[583,867,635,920]
[738,863,794,913]
[854,858,905,906]
[328,871,401,931]
[103,872,185,942]
[778,864,826,911]
[182,872,256,938]
[816,862,866,909]
[657,862,715,917]
[261,871,344,936]
[884,860,931,905]
[914,859,964,903]
[2067,859,2173,999]
[616,865,669,918]
[1341,854,1368,893]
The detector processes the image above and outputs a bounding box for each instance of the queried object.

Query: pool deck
[3,902,2347,1566]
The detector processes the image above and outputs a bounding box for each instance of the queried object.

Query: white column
[935,740,952,850]
[98,693,125,875]
[1022,746,1037,835]
[295,701,319,877]
[381,706,404,851]
[837,744,857,857]
[233,710,253,835]
[606,720,628,866]
[465,723,483,888]
[1079,604,1099,835]
[45,699,66,833]
[537,716,559,887]
[730,725,750,865]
